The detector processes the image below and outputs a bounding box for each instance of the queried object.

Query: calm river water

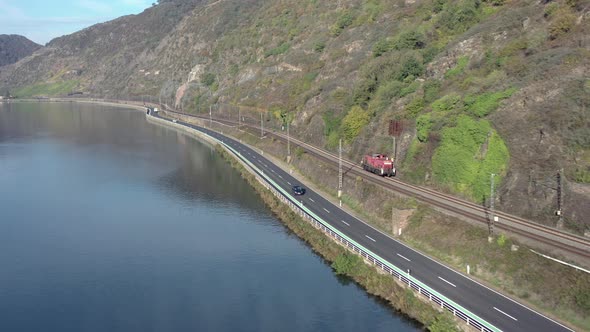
[0,102,419,332]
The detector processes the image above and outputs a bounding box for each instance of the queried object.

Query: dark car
[292,185,306,195]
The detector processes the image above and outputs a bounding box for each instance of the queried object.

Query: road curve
[149,113,573,332]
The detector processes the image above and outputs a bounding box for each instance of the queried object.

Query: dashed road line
[340,220,350,226]
[287,182,292,186]
[308,198,315,203]
[323,208,330,213]
[494,307,518,321]
[365,235,376,242]
[438,276,457,288]
[397,253,411,262]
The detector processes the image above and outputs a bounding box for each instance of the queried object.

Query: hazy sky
[0,0,153,45]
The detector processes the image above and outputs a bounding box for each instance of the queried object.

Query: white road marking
[494,307,518,321]
[308,198,315,203]
[340,220,350,226]
[287,182,292,186]
[271,169,275,173]
[397,253,411,262]
[278,175,283,179]
[365,235,376,242]
[438,276,456,288]
[323,208,330,213]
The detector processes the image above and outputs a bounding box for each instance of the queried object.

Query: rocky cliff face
[1,0,588,232]
[0,35,41,67]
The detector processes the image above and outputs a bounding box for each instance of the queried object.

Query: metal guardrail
[148,114,501,332]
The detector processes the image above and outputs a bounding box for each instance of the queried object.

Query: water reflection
[0,102,419,332]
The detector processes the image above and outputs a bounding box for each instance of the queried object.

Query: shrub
[549,8,576,40]
[394,31,426,50]
[264,42,290,57]
[406,97,425,118]
[330,11,355,36]
[341,105,371,143]
[372,39,392,57]
[445,56,469,78]
[201,73,215,86]
[438,0,481,34]
[416,114,433,142]
[573,168,590,183]
[398,57,424,81]
[433,0,446,13]
[423,80,441,104]
[369,80,405,114]
[422,45,440,64]
[497,234,507,247]
[544,3,559,18]
[432,94,461,113]
[313,41,326,53]
[332,252,362,275]
[400,81,420,97]
[363,0,383,23]
[464,87,516,117]
[323,110,342,137]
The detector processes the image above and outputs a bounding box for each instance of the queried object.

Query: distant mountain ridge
[0,35,41,67]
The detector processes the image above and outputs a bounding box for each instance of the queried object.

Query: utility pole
[393,136,397,161]
[287,122,291,161]
[489,173,496,240]
[557,169,564,228]
[338,139,343,205]
[260,113,264,139]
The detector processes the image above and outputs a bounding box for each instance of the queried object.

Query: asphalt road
[153,114,572,332]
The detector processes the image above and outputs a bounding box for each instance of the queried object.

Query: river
[0,102,419,331]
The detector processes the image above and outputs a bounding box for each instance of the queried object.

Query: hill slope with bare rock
[1,0,588,234]
[0,35,41,67]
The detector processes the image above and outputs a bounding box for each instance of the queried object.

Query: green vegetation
[14,80,80,97]
[432,116,509,200]
[332,252,363,275]
[432,94,461,113]
[463,87,516,117]
[341,105,370,143]
[330,10,355,36]
[428,313,460,332]
[201,73,216,86]
[445,56,469,78]
[573,168,590,183]
[548,8,576,40]
[416,114,432,142]
[264,42,291,57]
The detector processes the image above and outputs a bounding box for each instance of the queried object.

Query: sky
[0,0,153,45]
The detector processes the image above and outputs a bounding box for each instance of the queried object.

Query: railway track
[165,109,590,262]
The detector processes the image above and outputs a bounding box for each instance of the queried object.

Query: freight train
[361,153,396,177]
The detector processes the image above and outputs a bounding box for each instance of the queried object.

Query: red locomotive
[361,153,396,177]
